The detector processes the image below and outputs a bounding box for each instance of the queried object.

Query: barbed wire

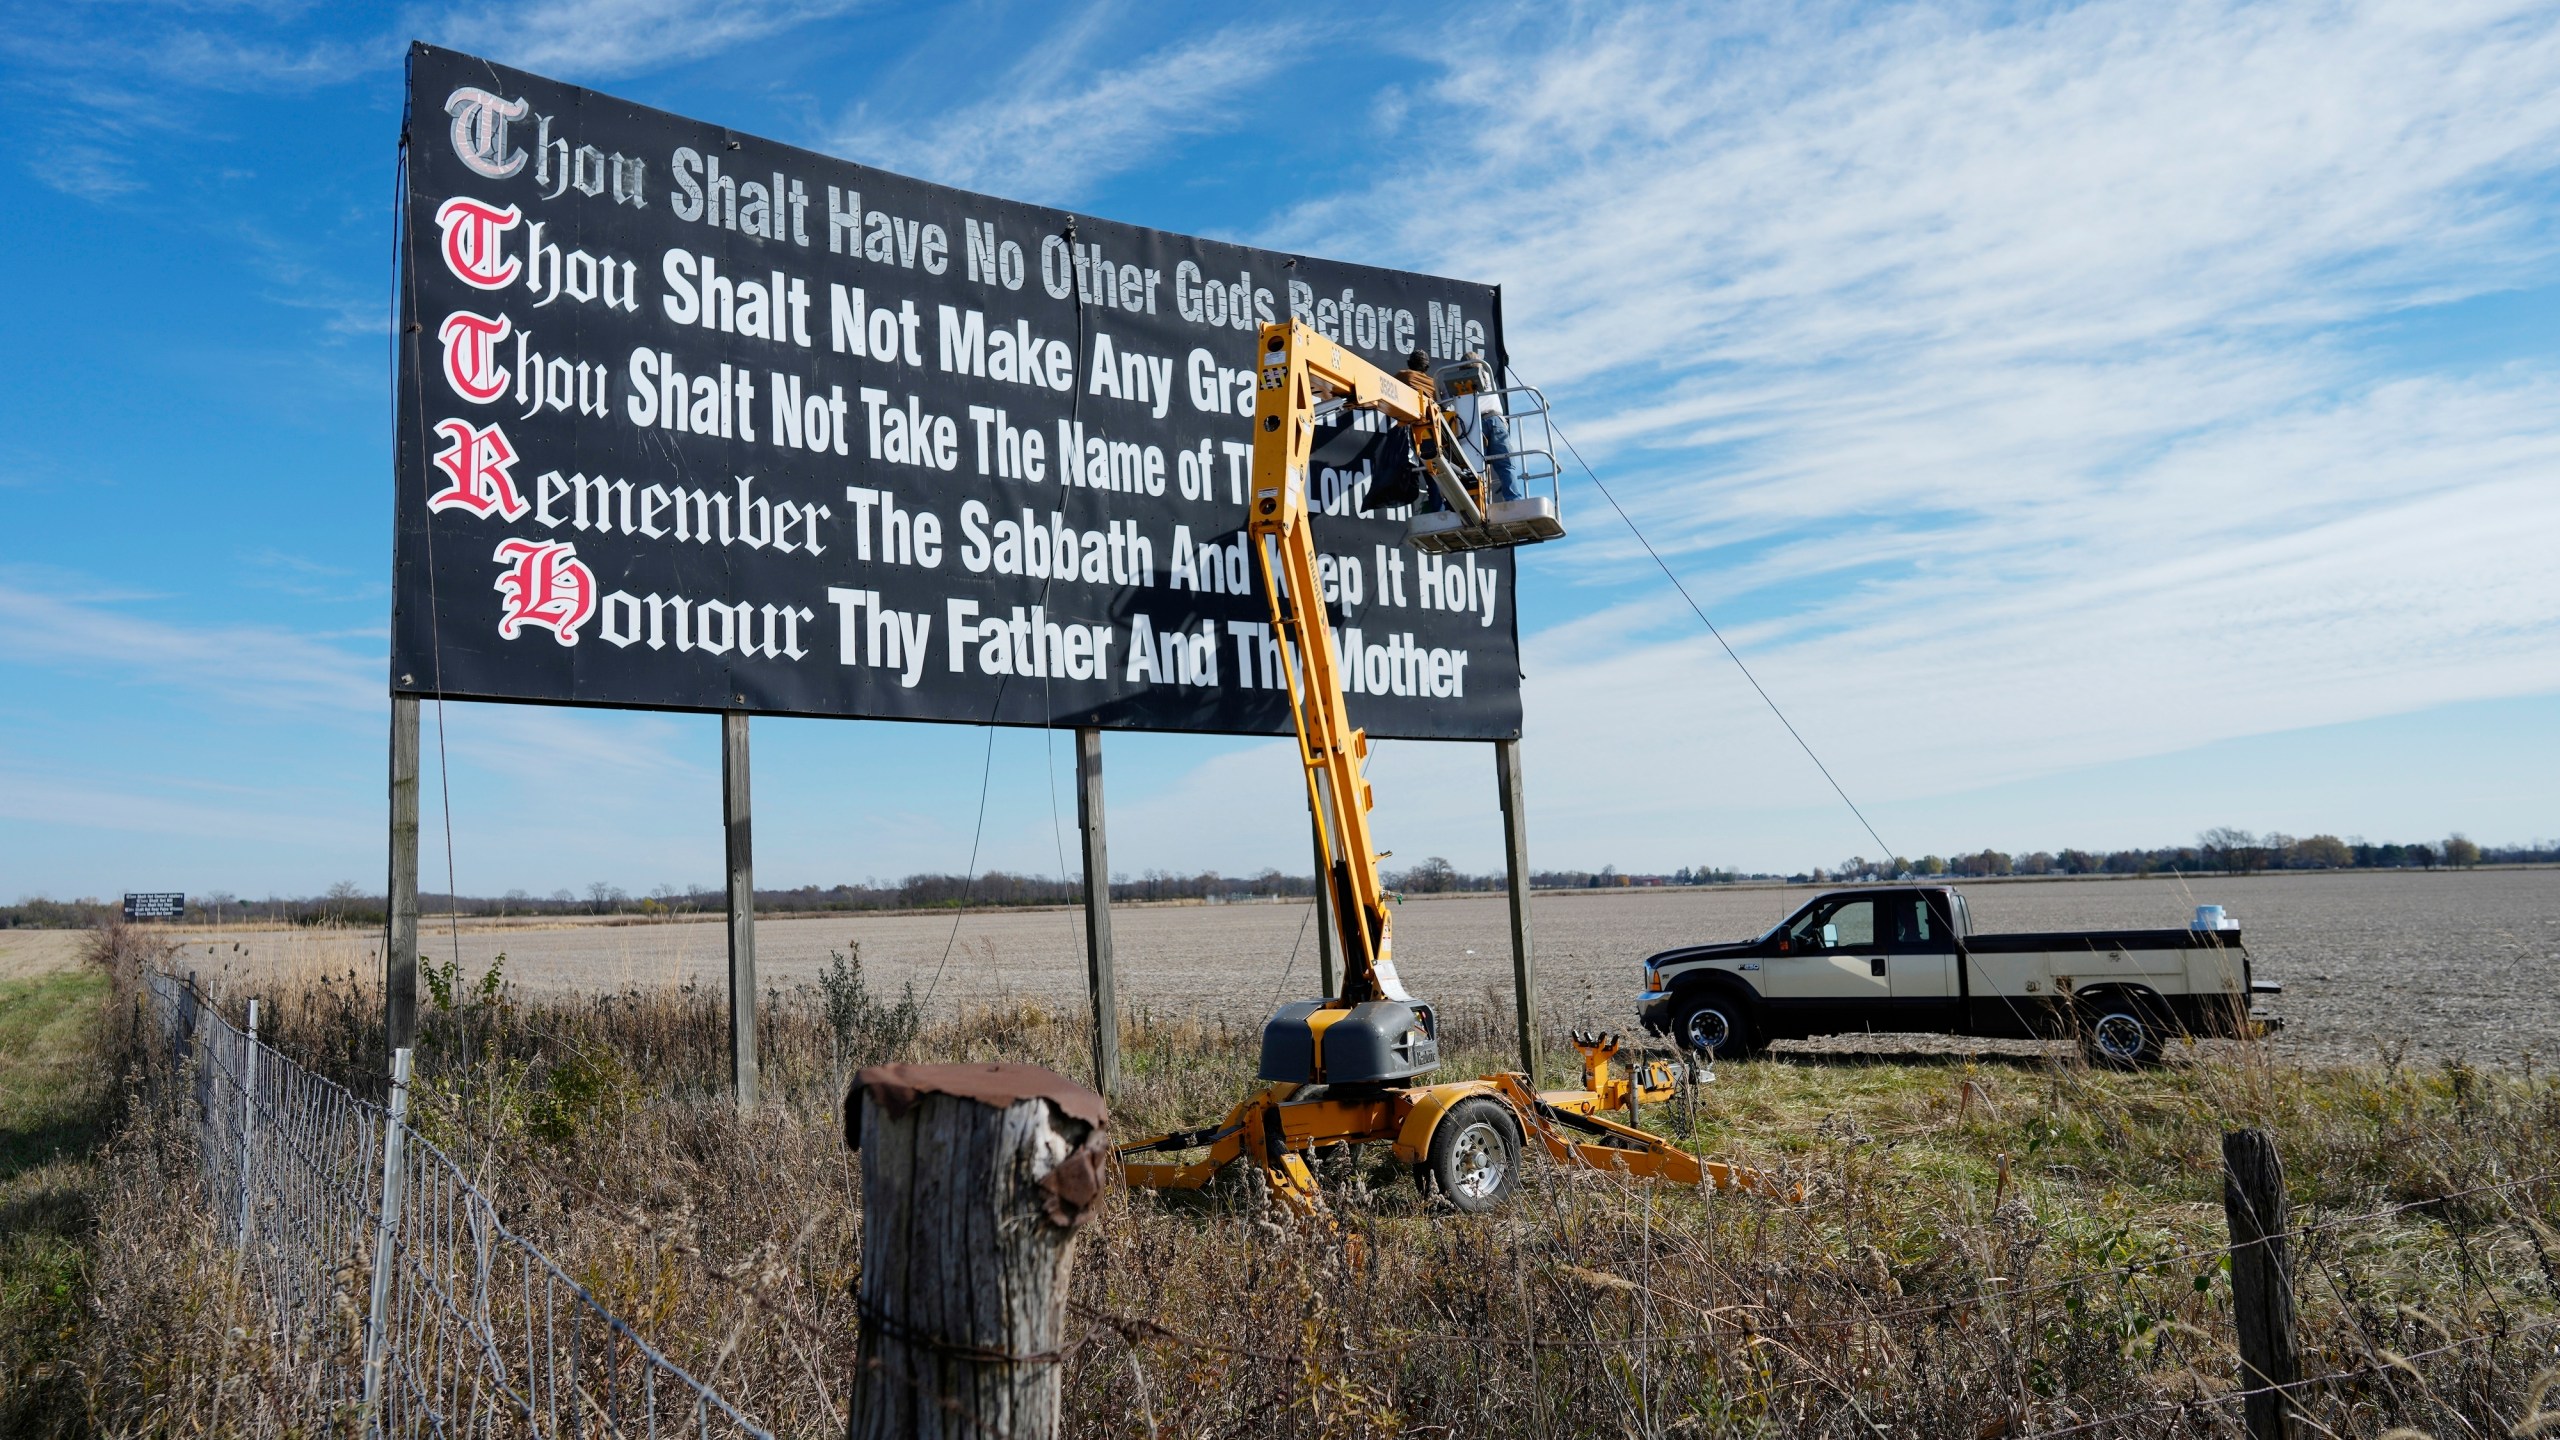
[1071,1160,2558,1357]
[1471,1159,2560,1343]
[2016,1310,2560,1439]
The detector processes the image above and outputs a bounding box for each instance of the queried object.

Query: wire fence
[143,968,774,1439]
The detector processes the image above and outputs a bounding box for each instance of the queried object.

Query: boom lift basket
[1407,379,1565,554]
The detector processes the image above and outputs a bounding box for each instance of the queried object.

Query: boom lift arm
[1246,323,1443,1007]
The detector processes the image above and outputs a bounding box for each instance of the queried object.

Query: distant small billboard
[392,45,1521,740]
[124,892,186,921]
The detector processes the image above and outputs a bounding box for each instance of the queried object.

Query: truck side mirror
[1821,923,1839,948]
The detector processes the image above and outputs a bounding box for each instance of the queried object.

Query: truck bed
[1963,927,2241,953]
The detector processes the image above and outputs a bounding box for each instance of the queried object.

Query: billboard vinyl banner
[395,45,1521,740]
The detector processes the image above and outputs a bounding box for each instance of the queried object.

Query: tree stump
[845,1063,1109,1440]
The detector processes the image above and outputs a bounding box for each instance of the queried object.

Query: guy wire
[389,106,467,988]
[923,216,1092,1013]
[1515,365,1899,866]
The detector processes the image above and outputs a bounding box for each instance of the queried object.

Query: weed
[809,944,921,1075]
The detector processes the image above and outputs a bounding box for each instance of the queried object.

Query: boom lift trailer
[1117,322,1790,1214]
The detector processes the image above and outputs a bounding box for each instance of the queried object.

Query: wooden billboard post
[385,696,420,1055]
[723,713,758,1108]
[1311,830,1337,997]
[1495,738,1540,1083]
[1074,729,1120,1098]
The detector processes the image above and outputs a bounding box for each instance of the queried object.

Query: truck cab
[1636,886,2279,1066]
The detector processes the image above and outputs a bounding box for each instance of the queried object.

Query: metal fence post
[363,1046,415,1428]
[238,998,260,1248]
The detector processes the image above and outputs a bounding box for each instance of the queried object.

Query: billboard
[395,45,1521,740]
[124,893,186,920]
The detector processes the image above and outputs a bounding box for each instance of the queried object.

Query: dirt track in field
[155,867,2557,1066]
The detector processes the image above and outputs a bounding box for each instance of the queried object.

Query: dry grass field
[160,867,2557,1065]
[0,929,92,983]
[39,922,2560,1439]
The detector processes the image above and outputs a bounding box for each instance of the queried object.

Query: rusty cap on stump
[846,1062,1112,1227]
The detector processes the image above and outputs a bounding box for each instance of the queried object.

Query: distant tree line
[7,831,2548,928]
[1810,829,2542,883]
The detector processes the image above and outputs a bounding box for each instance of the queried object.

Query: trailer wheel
[2080,997,2164,1069]
[1672,992,1758,1060]
[1425,1097,1522,1213]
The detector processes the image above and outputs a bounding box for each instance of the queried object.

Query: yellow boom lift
[1117,322,1787,1214]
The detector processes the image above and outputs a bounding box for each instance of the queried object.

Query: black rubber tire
[1425,1097,1523,1213]
[2080,995,2165,1068]
[1671,991,1759,1060]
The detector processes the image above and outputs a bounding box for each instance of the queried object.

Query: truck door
[1767,895,1891,1031]
[1883,893,1960,1032]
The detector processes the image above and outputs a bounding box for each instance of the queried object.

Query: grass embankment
[0,966,112,1438]
[63,945,2560,1436]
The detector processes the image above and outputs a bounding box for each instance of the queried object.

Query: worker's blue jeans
[1423,412,1518,512]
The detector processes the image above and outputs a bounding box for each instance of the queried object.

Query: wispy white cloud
[1250,0,2560,857]
[0,577,703,785]
[0,576,380,717]
[828,15,1302,204]
[6,0,858,203]
[0,761,374,852]
[427,0,866,78]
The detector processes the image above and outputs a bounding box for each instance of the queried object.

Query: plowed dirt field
[158,867,2556,1065]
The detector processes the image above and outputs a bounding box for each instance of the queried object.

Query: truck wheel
[2080,998,2163,1068]
[1425,1097,1522,1213]
[1673,993,1757,1060]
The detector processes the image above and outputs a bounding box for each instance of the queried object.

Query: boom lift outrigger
[1117,322,1788,1214]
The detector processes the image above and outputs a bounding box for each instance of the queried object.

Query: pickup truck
[1634,886,2281,1066]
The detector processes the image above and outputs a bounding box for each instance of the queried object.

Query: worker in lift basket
[1411,348,1517,512]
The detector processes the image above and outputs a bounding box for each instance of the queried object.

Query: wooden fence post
[845,1063,1108,1440]
[2223,1128,2299,1440]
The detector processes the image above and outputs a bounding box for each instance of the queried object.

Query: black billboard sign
[395,45,1520,740]
[124,893,186,921]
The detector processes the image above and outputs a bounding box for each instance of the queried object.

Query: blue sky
[3,0,2555,902]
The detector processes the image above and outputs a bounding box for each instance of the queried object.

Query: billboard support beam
[1495,738,1539,1083]
[1075,728,1119,1098]
[385,696,419,1055]
[723,713,758,1108]
[1312,830,1337,998]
